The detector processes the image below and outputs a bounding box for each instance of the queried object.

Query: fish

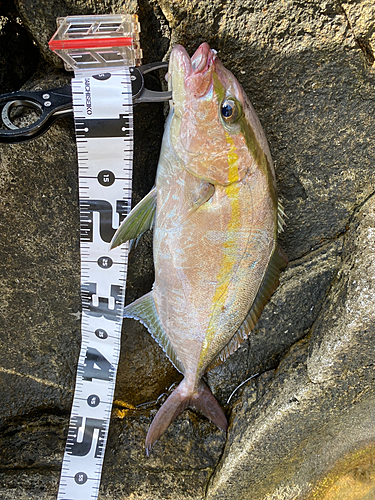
[110,42,288,454]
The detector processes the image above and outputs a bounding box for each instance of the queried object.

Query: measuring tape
[56,67,133,499]
[57,68,133,500]
[47,14,144,498]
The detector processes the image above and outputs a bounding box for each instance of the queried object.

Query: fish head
[167,42,274,188]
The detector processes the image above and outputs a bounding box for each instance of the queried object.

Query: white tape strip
[57,68,133,500]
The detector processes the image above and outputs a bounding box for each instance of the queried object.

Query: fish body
[111,43,287,453]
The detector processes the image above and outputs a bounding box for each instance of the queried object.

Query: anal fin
[207,244,288,371]
[124,291,184,374]
[278,199,287,233]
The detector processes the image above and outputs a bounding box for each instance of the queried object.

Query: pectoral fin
[189,182,215,214]
[110,187,157,249]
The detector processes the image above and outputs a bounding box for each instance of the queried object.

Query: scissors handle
[131,61,171,104]
[0,86,72,143]
[0,62,171,144]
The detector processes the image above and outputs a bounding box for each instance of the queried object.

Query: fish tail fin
[145,383,189,456]
[145,379,227,455]
[190,380,228,431]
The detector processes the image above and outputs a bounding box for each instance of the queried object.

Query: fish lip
[170,42,217,78]
[190,42,216,74]
[169,44,192,78]
[169,42,217,100]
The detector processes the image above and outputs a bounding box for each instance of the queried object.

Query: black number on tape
[95,328,108,340]
[97,256,113,268]
[93,73,111,81]
[74,472,88,484]
[80,200,130,243]
[68,416,106,458]
[98,170,115,186]
[87,394,100,407]
[81,347,114,382]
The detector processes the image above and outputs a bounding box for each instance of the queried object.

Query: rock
[342,0,375,67]
[0,0,375,498]
[206,194,375,500]
[0,71,80,431]
[0,2,40,92]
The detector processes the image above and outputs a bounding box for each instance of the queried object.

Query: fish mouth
[168,42,217,98]
[170,42,216,77]
[190,42,216,74]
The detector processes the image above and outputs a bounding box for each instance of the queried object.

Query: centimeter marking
[57,68,133,500]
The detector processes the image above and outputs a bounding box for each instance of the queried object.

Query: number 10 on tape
[57,69,133,499]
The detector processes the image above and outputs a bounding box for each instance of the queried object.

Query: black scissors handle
[0,62,171,144]
[0,86,72,143]
[130,61,171,104]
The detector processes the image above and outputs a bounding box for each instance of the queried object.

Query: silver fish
[111,42,287,454]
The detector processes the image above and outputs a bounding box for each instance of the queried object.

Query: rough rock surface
[208,195,375,500]
[0,0,40,93]
[0,0,374,499]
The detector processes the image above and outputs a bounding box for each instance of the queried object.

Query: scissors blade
[130,62,172,104]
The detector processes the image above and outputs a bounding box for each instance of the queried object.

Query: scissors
[0,62,171,144]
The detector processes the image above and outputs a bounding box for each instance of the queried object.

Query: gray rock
[1,0,375,498]
[0,79,80,430]
[342,0,375,66]
[206,194,375,500]
[0,2,40,93]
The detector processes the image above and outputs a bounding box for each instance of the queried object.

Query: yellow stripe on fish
[226,134,240,184]
[198,134,241,369]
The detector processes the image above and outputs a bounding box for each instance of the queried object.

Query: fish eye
[220,98,239,122]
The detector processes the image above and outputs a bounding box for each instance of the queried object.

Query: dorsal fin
[110,187,157,249]
[123,291,184,374]
[206,244,288,371]
[278,199,287,233]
